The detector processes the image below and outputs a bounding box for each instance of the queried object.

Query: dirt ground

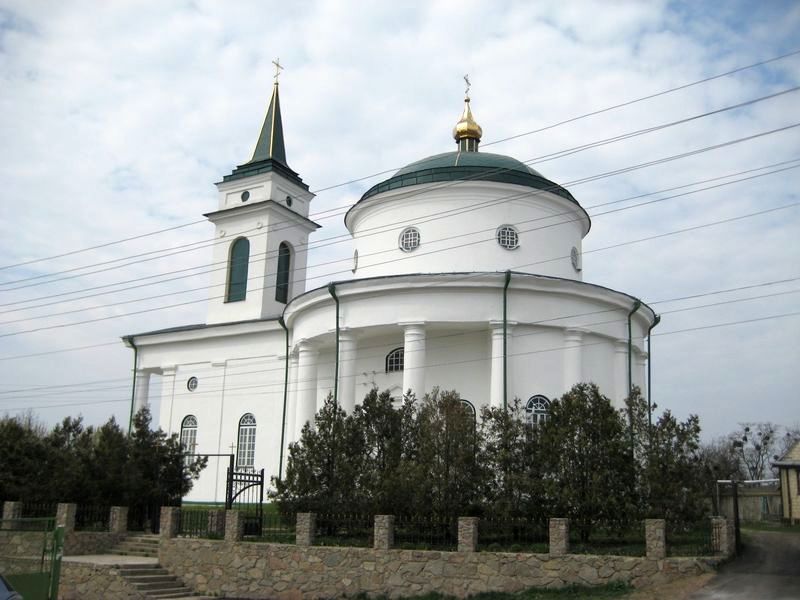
[627,573,716,600]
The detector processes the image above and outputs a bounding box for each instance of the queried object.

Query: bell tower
[206,63,319,325]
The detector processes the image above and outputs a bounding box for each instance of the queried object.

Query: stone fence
[160,508,736,560]
[1,501,124,556]
[157,511,734,599]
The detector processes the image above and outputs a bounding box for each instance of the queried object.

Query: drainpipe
[626,299,641,457]
[646,314,661,432]
[278,316,290,481]
[124,336,138,434]
[503,270,511,411]
[328,283,340,407]
[627,299,642,397]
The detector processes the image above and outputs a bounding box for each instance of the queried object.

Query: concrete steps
[110,534,160,558]
[119,563,214,599]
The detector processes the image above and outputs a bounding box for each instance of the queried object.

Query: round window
[285,195,293,207]
[187,377,198,392]
[399,227,421,252]
[240,190,250,202]
[496,225,519,250]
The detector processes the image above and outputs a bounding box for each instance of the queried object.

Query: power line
[2,278,798,402]
[3,161,796,327]
[3,308,798,411]
[4,46,797,273]
[4,156,796,316]
[2,87,795,290]
[0,197,796,339]
[3,117,797,301]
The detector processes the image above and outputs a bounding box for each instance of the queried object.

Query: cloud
[0,0,798,439]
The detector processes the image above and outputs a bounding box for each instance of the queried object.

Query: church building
[123,77,658,502]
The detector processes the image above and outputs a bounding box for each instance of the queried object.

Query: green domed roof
[359,151,579,205]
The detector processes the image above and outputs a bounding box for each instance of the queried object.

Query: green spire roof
[249,83,287,165]
[219,81,308,190]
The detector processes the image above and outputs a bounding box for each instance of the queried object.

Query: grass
[346,582,632,600]
[741,520,800,533]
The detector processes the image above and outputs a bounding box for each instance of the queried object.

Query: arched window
[525,395,550,426]
[275,242,291,304]
[236,413,257,470]
[227,238,250,302]
[385,347,404,373]
[180,415,198,464]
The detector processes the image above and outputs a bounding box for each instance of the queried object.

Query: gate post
[458,517,479,552]
[110,507,128,534]
[225,510,244,542]
[2,501,21,530]
[296,513,316,546]
[160,507,180,539]
[549,518,570,556]
[645,519,666,559]
[208,509,226,538]
[374,515,395,550]
[56,503,77,532]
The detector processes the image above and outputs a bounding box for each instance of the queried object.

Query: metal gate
[0,517,64,600]
[227,466,265,536]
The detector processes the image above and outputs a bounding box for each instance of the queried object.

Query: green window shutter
[227,238,250,302]
[275,242,291,304]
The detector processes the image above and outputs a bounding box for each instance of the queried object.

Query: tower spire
[249,59,287,165]
[453,74,483,152]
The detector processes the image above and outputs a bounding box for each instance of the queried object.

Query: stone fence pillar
[711,516,734,557]
[160,507,180,539]
[549,518,570,556]
[109,506,128,534]
[2,501,22,530]
[296,513,316,546]
[208,509,226,538]
[458,517,479,552]
[645,519,666,559]
[374,515,395,550]
[225,510,244,542]
[56,503,77,532]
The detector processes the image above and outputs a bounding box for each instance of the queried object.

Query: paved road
[689,529,800,600]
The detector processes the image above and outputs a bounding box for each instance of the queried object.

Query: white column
[295,340,318,436]
[160,366,177,434]
[614,339,629,404]
[286,353,299,443]
[338,330,358,413]
[635,351,648,400]
[488,322,505,409]
[401,323,426,398]
[563,328,584,393]
[132,370,151,416]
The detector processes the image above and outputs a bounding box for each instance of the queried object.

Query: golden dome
[453,96,483,142]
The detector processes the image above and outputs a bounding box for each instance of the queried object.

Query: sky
[0,0,798,442]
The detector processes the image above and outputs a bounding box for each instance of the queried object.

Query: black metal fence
[178,508,213,538]
[21,501,57,518]
[127,504,161,533]
[569,527,647,556]
[255,511,295,544]
[666,519,715,556]
[75,504,110,532]
[314,513,373,547]
[394,514,458,551]
[477,515,548,553]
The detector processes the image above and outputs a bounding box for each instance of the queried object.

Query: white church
[123,78,658,502]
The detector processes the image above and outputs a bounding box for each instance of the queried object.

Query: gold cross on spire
[272,58,284,83]
[463,74,471,98]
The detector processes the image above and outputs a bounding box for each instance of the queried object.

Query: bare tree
[732,422,777,479]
